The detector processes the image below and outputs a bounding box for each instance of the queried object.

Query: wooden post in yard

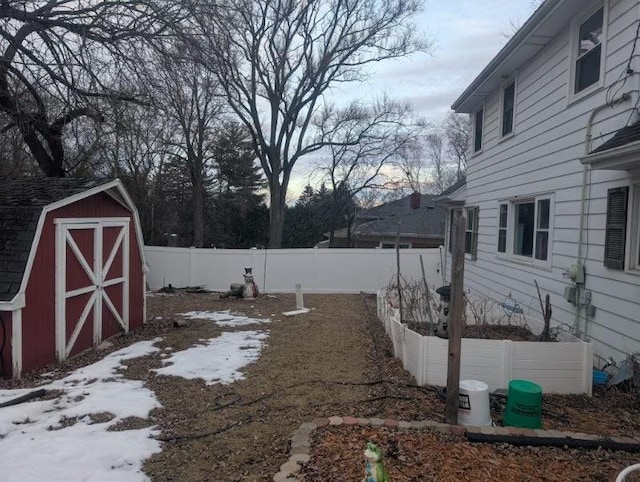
[446,210,466,425]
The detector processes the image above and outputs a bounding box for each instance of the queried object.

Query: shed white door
[55,219,130,361]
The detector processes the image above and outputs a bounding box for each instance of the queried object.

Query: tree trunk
[268,182,284,248]
[22,126,66,177]
[192,181,204,248]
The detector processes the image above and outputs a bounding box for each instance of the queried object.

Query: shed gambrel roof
[0,178,111,302]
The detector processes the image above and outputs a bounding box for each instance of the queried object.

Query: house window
[501,81,515,137]
[535,199,550,261]
[498,195,553,266]
[465,207,479,259]
[473,108,483,152]
[575,7,604,93]
[497,204,508,253]
[513,198,550,261]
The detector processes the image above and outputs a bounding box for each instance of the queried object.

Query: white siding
[449,0,640,363]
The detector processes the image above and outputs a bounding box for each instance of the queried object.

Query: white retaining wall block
[378,291,592,395]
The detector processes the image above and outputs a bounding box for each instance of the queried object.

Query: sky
[374,0,538,123]
[288,0,538,199]
[0,309,270,482]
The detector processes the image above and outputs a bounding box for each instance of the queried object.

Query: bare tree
[315,97,422,246]
[394,138,427,194]
[425,131,449,193]
[443,112,470,181]
[0,0,181,176]
[94,95,174,244]
[151,55,225,247]
[191,0,429,247]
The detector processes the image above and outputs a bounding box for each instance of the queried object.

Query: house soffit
[581,140,640,171]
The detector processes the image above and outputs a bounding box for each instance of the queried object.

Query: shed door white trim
[55,220,130,361]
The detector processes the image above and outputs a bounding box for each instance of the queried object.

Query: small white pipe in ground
[616,463,640,482]
[295,284,304,310]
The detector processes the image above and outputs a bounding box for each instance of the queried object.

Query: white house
[441,0,640,364]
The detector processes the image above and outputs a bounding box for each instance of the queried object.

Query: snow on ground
[0,312,271,481]
[179,310,271,327]
[153,331,268,385]
[0,339,162,482]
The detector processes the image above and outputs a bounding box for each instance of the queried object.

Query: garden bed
[378,290,593,394]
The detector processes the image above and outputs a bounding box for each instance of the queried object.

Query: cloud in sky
[288,1,536,197]
[366,1,534,121]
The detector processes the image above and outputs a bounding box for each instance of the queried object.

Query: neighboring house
[441,0,640,364]
[320,192,446,248]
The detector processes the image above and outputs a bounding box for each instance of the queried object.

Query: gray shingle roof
[332,192,446,239]
[0,178,110,302]
[352,204,446,238]
[592,121,640,154]
[357,194,438,220]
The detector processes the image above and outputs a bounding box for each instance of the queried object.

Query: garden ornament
[363,441,390,482]
[242,266,259,299]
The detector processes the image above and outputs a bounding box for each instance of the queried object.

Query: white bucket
[458,379,492,426]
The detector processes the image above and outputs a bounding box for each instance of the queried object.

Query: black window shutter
[472,206,479,260]
[604,187,628,270]
[448,209,454,253]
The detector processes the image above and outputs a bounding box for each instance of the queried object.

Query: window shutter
[448,209,454,253]
[604,187,628,270]
[471,206,479,260]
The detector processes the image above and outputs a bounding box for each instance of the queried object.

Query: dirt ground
[3,292,640,481]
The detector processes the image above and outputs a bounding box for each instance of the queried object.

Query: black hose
[0,389,47,409]
[465,431,640,452]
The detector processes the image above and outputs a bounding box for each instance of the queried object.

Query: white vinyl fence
[377,291,593,395]
[145,247,443,293]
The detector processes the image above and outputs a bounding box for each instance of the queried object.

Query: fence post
[503,340,513,389]
[584,341,593,395]
[446,210,465,425]
[188,247,196,287]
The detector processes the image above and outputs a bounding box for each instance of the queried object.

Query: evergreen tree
[208,122,268,248]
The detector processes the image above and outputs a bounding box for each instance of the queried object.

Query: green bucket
[503,379,542,429]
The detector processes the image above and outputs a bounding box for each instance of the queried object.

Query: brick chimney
[410,192,421,210]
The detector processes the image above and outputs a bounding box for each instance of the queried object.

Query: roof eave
[452,0,565,113]
[435,185,467,206]
[346,232,444,239]
[0,293,26,311]
[581,141,640,170]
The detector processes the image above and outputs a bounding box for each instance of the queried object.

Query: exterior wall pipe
[576,93,631,338]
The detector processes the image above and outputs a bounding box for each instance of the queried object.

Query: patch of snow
[153,331,268,385]
[0,338,162,482]
[179,310,270,327]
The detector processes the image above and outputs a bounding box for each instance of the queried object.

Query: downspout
[576,92,632,338]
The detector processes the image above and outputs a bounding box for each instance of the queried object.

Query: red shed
[0,179,146,378]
